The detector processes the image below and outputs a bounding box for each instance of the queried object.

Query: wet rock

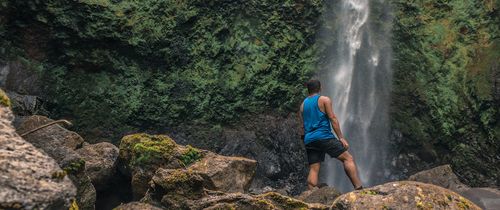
[189,152,257,193]
[331,181,481,210]
[0,60,42,95]
[76,142,119,190]
[0,94,76,209]
[114,202,163,210]
[16,115,95,209]
[296,186,341,205]
[408,164,469,192]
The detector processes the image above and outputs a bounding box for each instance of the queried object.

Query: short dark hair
[306,79,321,94]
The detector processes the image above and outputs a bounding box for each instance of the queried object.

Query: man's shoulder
[319,95,331,102]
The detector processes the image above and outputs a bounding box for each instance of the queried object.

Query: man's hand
[340,137,349,149]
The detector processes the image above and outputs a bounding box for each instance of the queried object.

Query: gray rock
[6,91,45,116]
[16,115,96,210]
[296,186,341,205]
[15,115,84,150]
[408,164,469,192]
[76,142,119,190]
[459,188,500,210]
[1,60,42,95]
[0,100,76,209]
[114,202,163,210]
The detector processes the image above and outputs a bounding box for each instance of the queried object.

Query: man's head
[306,79,321,94]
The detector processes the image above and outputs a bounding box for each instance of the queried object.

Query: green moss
[120,133,177,166]
[180,145,203,167]
[360,190,378,195]
[63,159,86,175]
[51,170,67,180]
[0,89,11,107]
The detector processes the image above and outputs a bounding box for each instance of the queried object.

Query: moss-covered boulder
[119,134,188,198]
[331,181,481,210]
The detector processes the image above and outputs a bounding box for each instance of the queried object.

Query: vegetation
[391,0,499,186]
[180,145,203,167]
[0,89,11,107]
[120,133,176,167]
[0,0,323,139]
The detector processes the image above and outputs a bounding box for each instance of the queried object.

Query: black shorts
[305,138,347,164]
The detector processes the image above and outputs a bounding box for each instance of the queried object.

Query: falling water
[318,0,393,192]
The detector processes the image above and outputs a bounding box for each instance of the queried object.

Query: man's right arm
[323,97,349,149]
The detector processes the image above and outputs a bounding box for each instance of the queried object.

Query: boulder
[15,115,84,150]
[143,168,215,209]
[76,142,119,190]
[408,165,469,192]
[331,181,481,210]
[0,92,77,209]
[15,115,96,210]
[119,134,186,198]
[114,202,163,210]
[459,188,500,210]
[296,186,341,205]
[189,152,257,193]
[189,191,328,210]
[409,165,500,209]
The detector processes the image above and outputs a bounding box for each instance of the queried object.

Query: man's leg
[337,151,362,189]
[307,163,321,190]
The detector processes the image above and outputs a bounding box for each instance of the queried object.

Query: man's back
[302,94,335,144]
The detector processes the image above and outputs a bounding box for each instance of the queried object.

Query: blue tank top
[302,94,335,144]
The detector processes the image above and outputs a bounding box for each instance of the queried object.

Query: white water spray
[319,0,392,192]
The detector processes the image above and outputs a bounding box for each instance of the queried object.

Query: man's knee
[337,151,354,162]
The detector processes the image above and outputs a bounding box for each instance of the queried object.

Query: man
[299,79,363,190]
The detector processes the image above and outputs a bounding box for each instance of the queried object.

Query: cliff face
[390,0,500,186]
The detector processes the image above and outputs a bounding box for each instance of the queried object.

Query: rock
[296,186,341,205]
[0,93,77,209]
[15,115,84,150]
[189,191,328,210]
[114,202,163,210]
[16,115,96,209]
[119,134,186,198]
[408,165,469,192]
[6,91,45,116]
[0,60,42,95]
[143,168,215,209]
[331,181,481,210]
[170,113,308,195]
[459,188,500,210]
[76,142,119,190]
[189,152,257,193]
[408,164,500,209]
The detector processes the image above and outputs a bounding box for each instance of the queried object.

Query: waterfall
[318,0,393,192]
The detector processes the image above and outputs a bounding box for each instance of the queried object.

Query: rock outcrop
[15,115,96,210]
[0,89,77,209]
[331,181,481,210]
[119,133,257,199]
[76,142,119,190]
